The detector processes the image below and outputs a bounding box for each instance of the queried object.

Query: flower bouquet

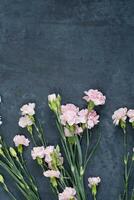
[0,89,106,200]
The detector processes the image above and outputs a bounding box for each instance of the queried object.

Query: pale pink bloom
[64,127,73,137]
[20,103,35,116]
[43,170,60,178]
[60,104,79,126]
[48,94,57,102]
[13,135,30,147]
[127,109,134,123]
[18,115,33,128]
[31,146,45,160]
[59,187,77,200]
[83,89,106,105]
[75,125,83,134]
[61,104,79,113]
[44,146,54,163]
[88,177,101,188]
[76,109,88,124]
[87,111,99,129]
[112,107,127,125]
[64,126,83,137]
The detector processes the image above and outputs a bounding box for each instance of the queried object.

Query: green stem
[84,132,101,172]
[31,134,37,146]
[93,194,97,200]
[123,129,128,200]
[33,123,46,146]
[3,183,17,200]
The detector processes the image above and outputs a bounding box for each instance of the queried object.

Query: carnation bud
[0,148,5,157]
[56,94,61,108]
[9,147,17,158]
[124,156,127,165]
[27,125,33,135]
[71,166,75,173]
[80,166,84,176]
[48,94,61,114]
[0,175,4,184]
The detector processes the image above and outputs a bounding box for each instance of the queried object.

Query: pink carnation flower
[58,187,77,200]
[13,135,30,147]
[18,115,33,128]
[88,177,101,188]
[64,126,83,137]
[64,127,73,137]
[112,107,127,125]
[20,103,35,116]
[127,109,134,123]
[43,170,60,178]
[75,126,83,134]
[60,104,79,126]
[83,89,106,105]
[76,109,88,124]
[31,146,45,160]
[87,111,99,129]
[44,146,54,163]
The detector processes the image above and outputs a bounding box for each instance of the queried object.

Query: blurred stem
[93,194,97,200]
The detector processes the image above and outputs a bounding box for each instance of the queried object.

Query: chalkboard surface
[0,1,134,200]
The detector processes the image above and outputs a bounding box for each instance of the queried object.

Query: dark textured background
[0,0,134,199]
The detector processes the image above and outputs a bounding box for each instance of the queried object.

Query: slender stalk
[123,129,128,200]
[33,123,46,146]
[93,194,97,200]
[3,183,17,200]
[31,134,37,146]
[131,189,134,200]
[84,132,101,172]
[17,154,40,198]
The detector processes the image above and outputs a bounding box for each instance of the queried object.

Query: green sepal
[68,136,76,145]
[120,120,126,130]
[36,157,43,165]
[132,122,134,128]
[92,185,97,196]
[18,144,23,154]
[88,101,95,111]
[50,177,57,188]
[9,147,17,158]
[27,125,33,135]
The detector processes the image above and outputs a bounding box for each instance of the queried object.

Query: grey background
[0,0,134,199]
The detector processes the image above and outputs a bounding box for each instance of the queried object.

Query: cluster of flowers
[32,145,63,186]
[47,89,105,199]
[112,107,134,200]
[18,103,35,130]
[0,89,105,200]
[112,107,134,128]
[49,89,106,138]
